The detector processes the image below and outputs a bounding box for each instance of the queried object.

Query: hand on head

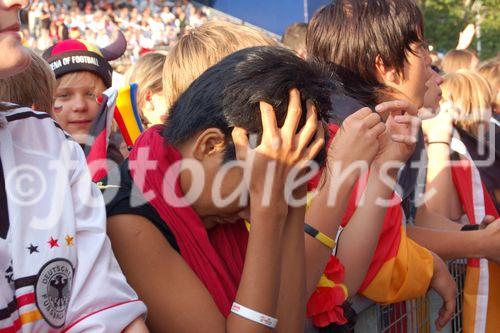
[232,88,325,215]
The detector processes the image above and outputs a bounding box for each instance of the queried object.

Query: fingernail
[375,105,382,111]
[394,115,404,122]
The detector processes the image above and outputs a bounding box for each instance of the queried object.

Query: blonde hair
[163,21,277,110]
[442,49,479,74]
[56,71,106,94]
[282,22,308,54]
[478,57,499,97]
[441,69,493,136]
[125,52,167,110]
[0,49,56,114]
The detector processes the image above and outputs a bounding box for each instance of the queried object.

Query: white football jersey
[0,106,146,332]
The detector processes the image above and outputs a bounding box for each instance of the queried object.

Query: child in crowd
[307,1,500,330]
[422,69,499,332]
[478,57,499,115]
[124,51,167,127]
[478,58,500,209]
[0,49,56,114]
[106,46,328,332]
[162,20,277,112]
[0,0,148,331]
[42,32,127,164]
[281,22,308,59]
[306,0,477,329]
[442,49,480,74]
[309,0,500,260]
[423,70,497,218]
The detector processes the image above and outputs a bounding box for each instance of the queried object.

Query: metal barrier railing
[348,258,467,333]
[378,296,431,333]
[449,259,467,333]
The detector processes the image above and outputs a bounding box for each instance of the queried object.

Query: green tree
[417,0,499,60]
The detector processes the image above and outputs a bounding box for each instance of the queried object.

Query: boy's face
[398,43,433,108]
[53,72,106,144]
[181,143,248,227]
[0,0,31,79]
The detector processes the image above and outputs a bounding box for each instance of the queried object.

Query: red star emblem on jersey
[48,237,59,248]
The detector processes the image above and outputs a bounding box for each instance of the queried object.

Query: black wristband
[461,224,480,231]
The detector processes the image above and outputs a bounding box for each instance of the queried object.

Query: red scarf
[128,125,249,316]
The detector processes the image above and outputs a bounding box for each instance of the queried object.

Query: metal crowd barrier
[355,259,467,333]
[307,259,467,333]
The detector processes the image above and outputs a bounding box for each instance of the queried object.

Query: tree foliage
[417,0,499,60]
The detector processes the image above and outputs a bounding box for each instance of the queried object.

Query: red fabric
[388,302,408,333]
[451,159,499,268]
[112,106,132,146]
[51,39,88,56]
[139,47,153,56]
[85,94,110,182]
[482,184,498,217]
[16,292,35,307]
[128,125,249,316]
[86,130,108,182]
[451,159,498,222]
[306,255,348,327]
[307,122,402,292]
[307,121,402,327]
[452,160,477,224]
[0,318,21,333]
[341,182,402,291]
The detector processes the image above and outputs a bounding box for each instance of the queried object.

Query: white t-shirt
[0,106,146,332]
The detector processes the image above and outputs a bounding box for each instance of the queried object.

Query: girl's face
[422,70,444,112]
[53,72,106,144]
[0,0,31,79]
[397,43,433,108]
[142,90,167,127]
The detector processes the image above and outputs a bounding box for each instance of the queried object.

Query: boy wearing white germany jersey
[0,0,148,331]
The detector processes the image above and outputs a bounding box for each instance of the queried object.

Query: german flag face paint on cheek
[54,105,63,114]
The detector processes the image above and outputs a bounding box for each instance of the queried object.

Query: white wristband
[230,302,278,329]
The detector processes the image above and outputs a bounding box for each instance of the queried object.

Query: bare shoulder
[106,214,224,332]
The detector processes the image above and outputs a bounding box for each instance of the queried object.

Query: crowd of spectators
[1,0,499,332]
[22,0,211,70]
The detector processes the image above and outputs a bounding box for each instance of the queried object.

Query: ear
[142,89,153,109]
[191,128,227,161]
[375,55,399,85]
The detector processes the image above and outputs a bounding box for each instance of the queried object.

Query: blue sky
[209,0,330,36]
